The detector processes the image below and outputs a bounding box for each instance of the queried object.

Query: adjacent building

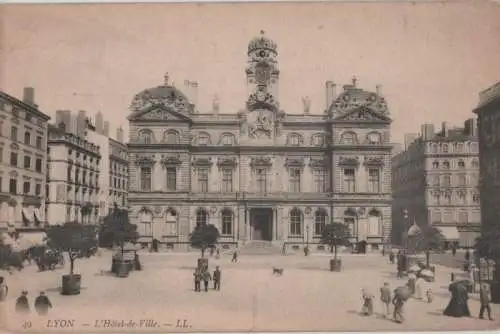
[0,88,51,231]
[127,32,393,251]
[473,81,500,236]
[47,111,128,224]
[392,120,481,248]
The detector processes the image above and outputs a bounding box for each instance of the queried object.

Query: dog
[272,267,284,276]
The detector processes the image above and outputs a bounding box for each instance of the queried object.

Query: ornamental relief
[309,157,327,168]
[192,157,213,167]
[250,156,272,167]
[160,155,182,166]
[364,156,385,167]
[247,109,274,139]
[338,156,360,167]
[217,156,238,168]
[135,153,156,165]
[284,157,305,168]
[130,90,192,114]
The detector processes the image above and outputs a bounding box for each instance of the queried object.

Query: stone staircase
[239,240,283,255]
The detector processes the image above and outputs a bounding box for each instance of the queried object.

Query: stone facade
[392,121,480,248]
[0,88,51,231]
[473,82,500,237]
[127,32,393,250]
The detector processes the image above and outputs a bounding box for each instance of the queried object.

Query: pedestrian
[443,282,471,317]
[202,270,212,292]
[392,292,405,323]
[210,247,214,257]
[215,248,220,260]
[0,276,8,302]
[452,245,457,257]
[479,283,493,320]
[193,269,201,292]
[389,250,395,264]
[379,282,392,317]
[465,249,470,263]
[15,290,30,314]
[425,287,433,303]
[213,266,221,291]
[231,250,238,263]
[407,273,416,296]
[360,288,374,316]
[414,274,425,300]
[34,291,52,316]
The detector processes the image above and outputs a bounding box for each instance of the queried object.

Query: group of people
[0,275,53,316]
[193,266,222,292]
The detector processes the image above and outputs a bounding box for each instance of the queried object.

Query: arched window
[343,209,356,237]
[164,130,179,144]
[471,159,479,169]
[311,134,324,147]
[138,129,154,144]
[198,132,211,146]
[432,161,439,169]
[196,208,208,227]
[340,131,358,145]
[221,208,233,235]
[289,208,303,236]
[164,208,177,236]
[367,209,381,236]
[431,144,438,153]
[314,209,327,236]
[220,134,235,146]
[288,133,302,147]
[138,208,153,236]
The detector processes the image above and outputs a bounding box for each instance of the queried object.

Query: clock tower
[246,30,280,99]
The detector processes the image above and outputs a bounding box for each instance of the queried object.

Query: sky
[1,1,500,143]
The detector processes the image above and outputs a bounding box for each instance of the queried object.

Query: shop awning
[459,231,480,248]
[435,226,460,240]
[34,208,44,226]
[13,232,47,250]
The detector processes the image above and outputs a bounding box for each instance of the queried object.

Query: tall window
[443,144,449,153]
[313,168,327,192]
[443,175,451,187]
[24,131,31,145]
[256,168,267,194]
[444,191,452,204]
[314,210,327,235]
[197,168,209,193]
[196,209,208,227]
[432,161,439,169]
[442,161,450,169]
[221,134,234,146]
[289,208,302,236]
[289,167,301,192]
[139,130,153,144]
[166,167,177,191]
[458,174,466,186]
[458,160,465,169]
[221,169,233,192]
[9,179,17,194]
[165,131,179,144]
[0,147,3,163]
[221,209,233,235]
[433,175,440,186]
[10,152,18,167]
[198,133,210,146]
[35,183,41,196]
[139,210,153,236]
[288,134,301,146]
[10,126,18,141]
[341,132,357,145]
[35,158,42,172]
[368,169,380,193]
[23,181,30,194]
[140,166,152,191]
[458,210,468,224]
[36,136,43,149]
[344,216,355,237]
[312,134,324,147]
[23,156,31,169]
[343,168,356,192]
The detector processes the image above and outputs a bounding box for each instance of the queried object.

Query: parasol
[394,286,411,301]
[419,269,434,278]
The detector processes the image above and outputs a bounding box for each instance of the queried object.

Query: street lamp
[306,225,310,249]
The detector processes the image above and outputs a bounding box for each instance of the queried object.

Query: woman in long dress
[360,289,374,316]
[443,282,471,317]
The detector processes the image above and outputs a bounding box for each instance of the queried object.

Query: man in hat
[34,291,52,316]
[479,283,493,320]
[15,290,30,314]
[379,282,392,317]
[213,266,221,291]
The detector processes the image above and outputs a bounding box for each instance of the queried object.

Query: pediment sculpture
[160,155,182,166]
[130,90,192,114]
[140,109,183,121]
[136,154,155,165]
[250,156,272,167]
[192,157,213,167]
[309,157,327,168]
[248,110,274,139]
[338,156,360,167]
[285,157,305,168]
[217,156,238,168]
[246,86,279,113]
[364,156,384,167]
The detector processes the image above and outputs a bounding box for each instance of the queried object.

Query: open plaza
[0,251,499,332]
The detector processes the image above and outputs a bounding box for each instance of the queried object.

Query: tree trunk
[334,243,338,260]
[425,250,430,268]
[69,255,75,275]
[330,244,334,253]
[201,247,205,259]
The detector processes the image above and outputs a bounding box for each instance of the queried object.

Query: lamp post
[403,208,409,253]
[306,225,310,249]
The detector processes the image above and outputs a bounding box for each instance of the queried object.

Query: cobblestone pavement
[1,251,499,332]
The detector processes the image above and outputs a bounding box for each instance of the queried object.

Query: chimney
[325,81,335,110]
[76,110,87,137]
[191,81,199,106]
[404,133,418,150]
[420,124,435,141]
[103,121,110,137]
[441,121,449,137]
[95,112,104,134]
[376,85,382,96]
[23,87,35,105]
[116,126,124,143]
[464,118,478,137]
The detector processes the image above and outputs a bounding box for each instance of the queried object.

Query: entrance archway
[250,208,273,241]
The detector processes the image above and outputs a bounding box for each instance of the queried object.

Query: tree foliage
[99,204,139,248]
[189,223,220,258]
[320,222,350,259]
[45,222,97,275]
[414,225,445,267]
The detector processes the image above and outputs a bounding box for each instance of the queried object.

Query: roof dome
[248,30,277,55]
[328,76,388,114]
[128,73,192,117]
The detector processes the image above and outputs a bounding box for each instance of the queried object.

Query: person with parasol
[443,279,471,317]
[360,288,374,316]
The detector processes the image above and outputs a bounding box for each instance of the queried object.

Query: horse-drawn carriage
[32,245,65,271]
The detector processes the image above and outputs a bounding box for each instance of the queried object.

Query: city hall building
[127,32,393,251]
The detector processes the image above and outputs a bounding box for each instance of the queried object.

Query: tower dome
[248,30,277,55]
